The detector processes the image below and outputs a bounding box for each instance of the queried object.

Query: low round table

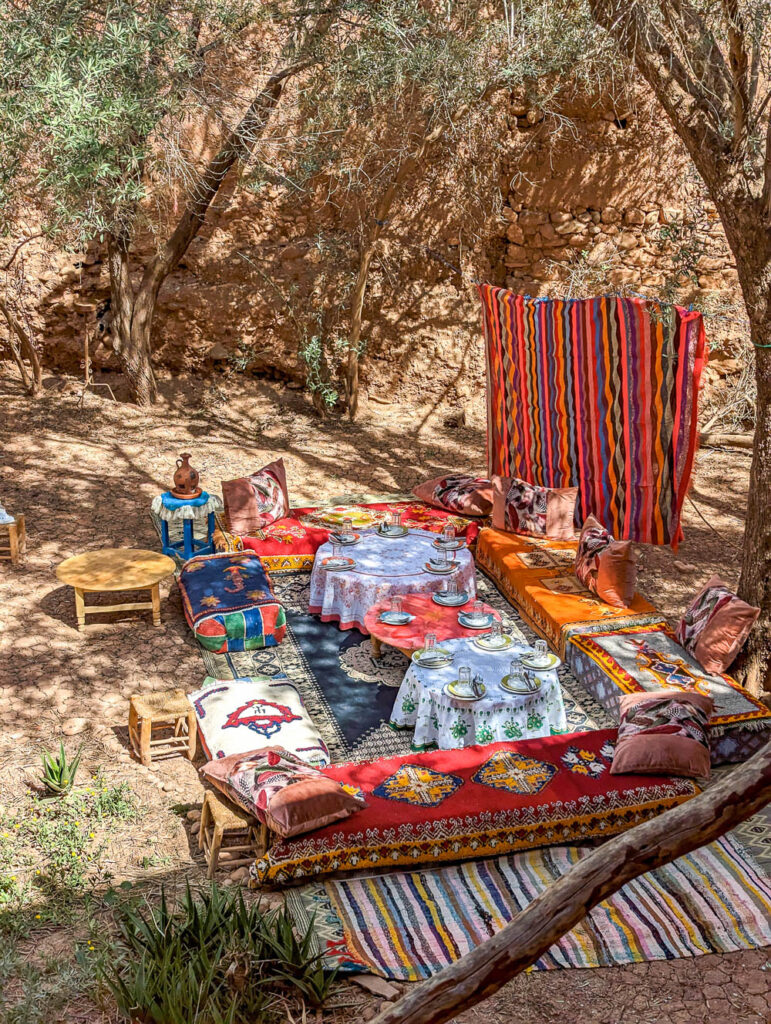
[363,593,501,658]
[389,636,566,751]
[56,548,176,631]
[308,529,476,632]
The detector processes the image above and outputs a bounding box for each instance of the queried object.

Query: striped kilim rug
[287,834,771,979]
[480,287,707,547]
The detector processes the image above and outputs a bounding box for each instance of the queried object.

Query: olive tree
[0,0,341,404]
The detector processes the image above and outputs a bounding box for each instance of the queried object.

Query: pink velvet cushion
[676,576,759,675]
[201,747,365,838]
[412,474,493,517]
[492,476,577,540]
[222,458,290,534]
[575,515,637,608]
[611,690,714,779]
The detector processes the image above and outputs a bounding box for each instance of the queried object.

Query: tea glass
[424,632,437,655]
[389,510,402,530]
[508,658,526,688]
[442,523,456,545]
[390,595,403,615]
[470,599,486,622]
[490,619,504,644]
[331,541,343,562]
[341,517,354,542]
[457,665,473,696]
[532,639,549,665]
[443,578,458,596]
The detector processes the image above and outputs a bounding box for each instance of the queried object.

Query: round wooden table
[56,548,176,631]
[363,593,502,658]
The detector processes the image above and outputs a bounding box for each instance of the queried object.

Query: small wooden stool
[0,515,26,565]
[199,789,268,879]
[128,689,197,766]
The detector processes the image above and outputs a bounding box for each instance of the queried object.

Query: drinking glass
[442,523,456,545]
[390,510,402,529]
[508,658,526,687]
[446,579,458,596]
[458,665,472,694]
[533,639,549,664]
[331,541,342,561]
[472,599,486,620]
[490,620,503,644]
[342,517,354,542]
[391,595,403,615]
[434,546,448,567]
[424,632,437,654]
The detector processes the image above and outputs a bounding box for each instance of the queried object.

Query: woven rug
[201,570,612,762]
[480,287,706,547]
[286,834,771,979]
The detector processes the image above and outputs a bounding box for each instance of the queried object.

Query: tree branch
[373,742,771,1024]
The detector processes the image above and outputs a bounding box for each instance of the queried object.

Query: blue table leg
[183,518,195,560]
[161,520,173,558]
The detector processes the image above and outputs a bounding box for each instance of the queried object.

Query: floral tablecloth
[308,530,476,632]
[390,636,566,750]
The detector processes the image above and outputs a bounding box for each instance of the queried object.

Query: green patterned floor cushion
[567,623,771,764]
[178,552,286,652]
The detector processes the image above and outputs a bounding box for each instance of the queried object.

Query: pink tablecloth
[363,593,501,651]
[308,529,476,632]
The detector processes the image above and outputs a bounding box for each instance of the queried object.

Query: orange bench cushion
[476,527,663,656]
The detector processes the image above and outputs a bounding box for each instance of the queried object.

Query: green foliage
[100,884,338,1023]
[40,740,83,795]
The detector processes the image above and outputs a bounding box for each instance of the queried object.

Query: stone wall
[0,91,747,414]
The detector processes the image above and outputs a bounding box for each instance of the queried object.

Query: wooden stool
[128,689,197,766]
[0,515,26,565]
[199,789,268,879]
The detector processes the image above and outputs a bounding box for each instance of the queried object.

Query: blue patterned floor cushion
[178,552,286,652]
[567,623,771,765]
[189,676,330,768]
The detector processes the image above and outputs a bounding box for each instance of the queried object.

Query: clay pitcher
[172,453,201,498]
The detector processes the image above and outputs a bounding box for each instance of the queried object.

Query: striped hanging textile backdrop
[480,286,707,547]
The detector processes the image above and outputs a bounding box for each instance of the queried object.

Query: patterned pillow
[611,690,713,778]
[413,474,493,517]
[222,458,290,534]
[575,515,637,608]
[492,476,577,539]
[676,576,759,674]
[201,747,365,838]
[188,676,330,768]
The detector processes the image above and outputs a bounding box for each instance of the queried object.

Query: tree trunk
[373,742,771,1024]
[733,256,771,694]
[0,294,42,395]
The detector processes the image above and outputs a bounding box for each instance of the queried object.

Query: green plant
[100,884,338,1023]
[40,741,83,795]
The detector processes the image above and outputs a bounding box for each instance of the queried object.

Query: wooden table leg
[74,587,86,631]
[371,636,382,658]
[151,583,161,626]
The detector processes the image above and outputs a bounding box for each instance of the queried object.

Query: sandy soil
[0,368,767,1023]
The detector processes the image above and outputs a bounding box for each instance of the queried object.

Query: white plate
[379,611,415,625]
[321,557,355,571]
[378,526,408,538]
[424,562,458,575]
[432,537,465,551]
[331,533,361,546]
[412,647,452,669]
[444,681,486,701]
[432,591,469,607]
[473,634,516,652]
[500,673,542,694]
[520,652,562,671]
[458,612,494,630]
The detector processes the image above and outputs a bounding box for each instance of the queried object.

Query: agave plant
[40,740,83,795]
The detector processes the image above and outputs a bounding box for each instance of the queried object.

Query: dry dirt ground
[0,369,769,1024]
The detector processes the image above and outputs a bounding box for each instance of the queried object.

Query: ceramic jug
[172,453,200,496]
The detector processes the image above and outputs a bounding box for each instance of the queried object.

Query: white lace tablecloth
[390,636,566,750]
[308,529,476,631]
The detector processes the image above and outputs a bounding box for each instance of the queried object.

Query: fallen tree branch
[373,742,771,1024]
[699,431,754,449]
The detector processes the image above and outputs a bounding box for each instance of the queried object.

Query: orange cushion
[476,527,660,656]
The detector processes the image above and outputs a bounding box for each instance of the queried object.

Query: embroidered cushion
[178,552,286,652]
[222,458,290,534]
[610,690,713,778]
[189,676,330,768]
[575,516,637,608]
[255,729,699,886]
[201,747,364,837]
[413,474,493,517]
[676,576,759,675]
[492,476,577,540]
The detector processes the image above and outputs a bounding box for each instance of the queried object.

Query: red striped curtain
[480,286,707,547]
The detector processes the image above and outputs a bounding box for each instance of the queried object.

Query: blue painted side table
[151,491,223,562]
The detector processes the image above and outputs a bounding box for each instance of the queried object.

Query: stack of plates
[432,537,465,551]
[321,556,355,571]
[411,647,453,669]
[473,633,516,652]
[378,525,408,538]
[520,651,561,671]
[379,610,415,625]
[424,560,457,575]
[444,680,486,701]
[331,532,361,546]
[432,590,468,607]
[457,610,494,630]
